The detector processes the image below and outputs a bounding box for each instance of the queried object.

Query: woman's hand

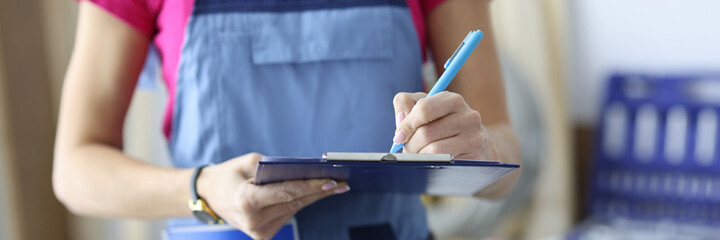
[393,92,499,160]
[197,153,350,239]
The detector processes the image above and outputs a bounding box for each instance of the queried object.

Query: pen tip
[390,143,403,153]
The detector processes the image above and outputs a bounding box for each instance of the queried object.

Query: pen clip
[443,32,473,69]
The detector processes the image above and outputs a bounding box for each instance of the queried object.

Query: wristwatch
[188,165,224,224]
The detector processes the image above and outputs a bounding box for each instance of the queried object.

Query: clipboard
[254,152,519,196]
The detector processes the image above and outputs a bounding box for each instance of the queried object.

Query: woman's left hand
[392,91,498,160]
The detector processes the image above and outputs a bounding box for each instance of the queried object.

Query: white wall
[569,0,720,125]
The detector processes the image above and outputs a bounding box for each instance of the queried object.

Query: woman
[53,0,521,239]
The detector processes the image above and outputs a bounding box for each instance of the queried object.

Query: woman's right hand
[197,153,350,239]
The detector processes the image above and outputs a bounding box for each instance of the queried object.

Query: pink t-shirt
[81,0,446,137]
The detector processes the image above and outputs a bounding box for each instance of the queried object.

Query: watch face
[193,211,216,224]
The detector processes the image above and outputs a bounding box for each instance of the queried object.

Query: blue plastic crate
[590,74,720,224]
[571,73,720,239]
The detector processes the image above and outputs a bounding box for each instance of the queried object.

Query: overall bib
[167,0,428,238]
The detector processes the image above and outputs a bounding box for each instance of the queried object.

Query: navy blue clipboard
[254,152,519,196]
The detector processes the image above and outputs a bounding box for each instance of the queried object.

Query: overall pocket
[248,8,394,64]
[205,7,400,159]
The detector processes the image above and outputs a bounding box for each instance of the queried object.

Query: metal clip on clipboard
[322,152,452,163]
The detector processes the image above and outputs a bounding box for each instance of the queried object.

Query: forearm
[474,122,522,199]
[53,143,193,218]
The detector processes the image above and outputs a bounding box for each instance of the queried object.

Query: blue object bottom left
[164,223,296,240]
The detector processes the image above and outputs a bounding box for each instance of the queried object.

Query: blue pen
[390,30,484,153]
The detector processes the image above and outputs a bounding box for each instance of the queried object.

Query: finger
[404,113,474,153]
[251,183,350,240]
[393,92,426,128]
[245,178,339,209]
[417,132,481,158]
[404,111,482,153]
[394,92,469,145]
[393,92,426,114]
[253,212,295,240]
[254,182,349,228]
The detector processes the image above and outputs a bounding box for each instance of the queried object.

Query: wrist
[189,165,224,224]
[195,165,215,201]
[483,123,520,164]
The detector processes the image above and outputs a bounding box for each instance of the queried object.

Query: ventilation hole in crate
[604,102,628,159]
[664,106,688,165]
[634,105,658,161]
[694,108,717,166]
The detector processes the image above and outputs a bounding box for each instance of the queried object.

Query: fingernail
[334,185,350,194]
[393,130,406,144]
[395,112,405,128]
[321,180,338,191]
[309,179,328,187]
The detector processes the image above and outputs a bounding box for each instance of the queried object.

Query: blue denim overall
[167,0,428,238]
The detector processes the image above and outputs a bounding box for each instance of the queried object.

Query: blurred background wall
[569,0,720,126]
[0,29,21,240]
[0,0,71,239]
[1,0,718,239]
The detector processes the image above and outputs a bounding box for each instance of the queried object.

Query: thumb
[237,152,263,178]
